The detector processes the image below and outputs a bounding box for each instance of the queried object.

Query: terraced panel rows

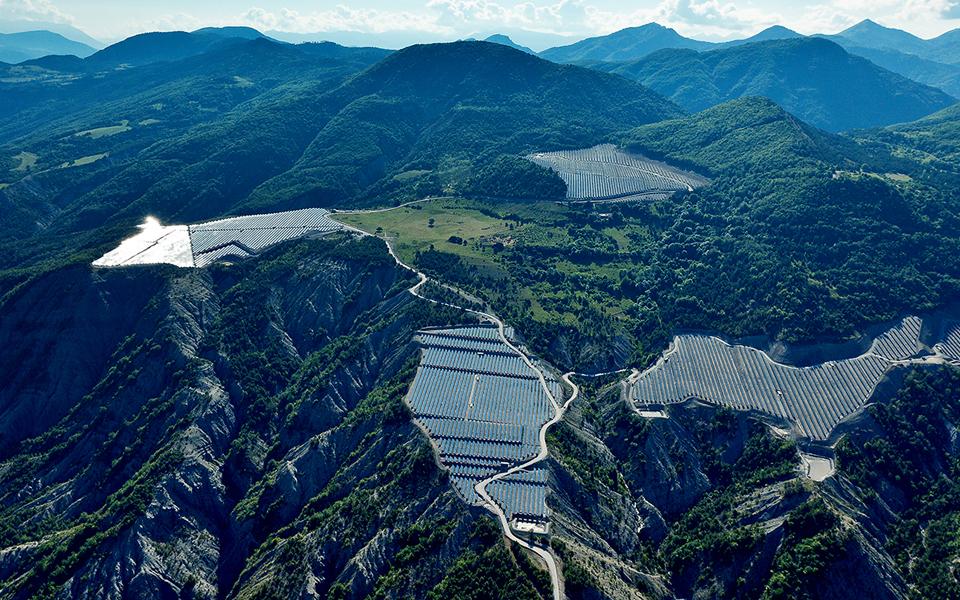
[526,144,709,201]
[934,321,960,362]
[94,208,344,268]
[189,208,342,267]
[487,468,549,523]
[407,325,554,521]
[629,317,923,441]
[869,316,922,360]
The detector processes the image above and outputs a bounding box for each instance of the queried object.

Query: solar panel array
[629,317,923,441]
[934,322,960,361]
[526,144,709,201]
[408,325,554,522]
[869,316,922,360]
[487,468,549,523]
[188,208,343,267]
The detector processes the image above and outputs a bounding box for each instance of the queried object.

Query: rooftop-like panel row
[630,318,923,440]
[527,143,709,201]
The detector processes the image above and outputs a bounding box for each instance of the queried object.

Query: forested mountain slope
[597,38,955,131]
[0,234,551,599]
[239,41,680,214]
[0,40,678,251]
[2,29,960,600]
[540,23,711,63]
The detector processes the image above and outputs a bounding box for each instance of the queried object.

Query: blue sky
[2,0,959,45]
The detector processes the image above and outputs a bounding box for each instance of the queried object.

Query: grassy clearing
[60,153,108,169]
[13,151,38,172]
[833,170,914,184]
[75,121,131,139]
[335,199,514,267]
[392,169,431,182]
[232,76,254,88]
[332,198,639,343]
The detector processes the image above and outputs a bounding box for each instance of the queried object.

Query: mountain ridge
[0,30,96,63]
[597,37,956,131]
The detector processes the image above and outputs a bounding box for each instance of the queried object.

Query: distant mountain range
[84,27,276,68]
[0,38,678,233]
[538,20,960,100]
[539,20,960,65]
[540,23,711,62]
[4,18,960,102]
[483,34,534,54]
[823,19,960,64]
[0,18,102,48]
[596,37,955,131]
[0,30,95,63]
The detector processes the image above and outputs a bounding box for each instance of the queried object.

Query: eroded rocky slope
[0,233,549,599]
[541,375,949,600]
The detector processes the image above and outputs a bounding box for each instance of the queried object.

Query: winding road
[334,208,580,600]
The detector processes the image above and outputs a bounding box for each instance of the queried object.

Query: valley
[2,18,960,600]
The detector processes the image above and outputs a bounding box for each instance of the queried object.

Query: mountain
[0,40,679,238]
[0,30,95,63]
[540,23,711,63]
[853,103,960,182]
[841,45,960,97]
[826,19,927,55]
[826,19,960,64]
[537,20,960,99]
[86,28,277,67]
[191,26,271,40]
[0,37,391,237]
[267,28,579,52]
[0,19,102,48]
[924,28,960,64]
[600,37,955,131]
[622,96,859,173]
[484,34,534,54]
[5,26,960,600]
[720,24,802,46]
[0,231,561,599]
[237,41,681,213]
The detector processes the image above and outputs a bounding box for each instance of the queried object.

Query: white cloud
[0,0,71,23]
[241,0,781,40]
[240,5,446,34]
[578,0,780,40]
[427,0,598,34]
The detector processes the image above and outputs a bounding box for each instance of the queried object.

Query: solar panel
[406,325,557,510]
[629,318,925,441]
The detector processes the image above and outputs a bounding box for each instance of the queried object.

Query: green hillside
[601,37,955,131]
[540,23,711,63]
[240,41,681,212]
[0,39,680,244]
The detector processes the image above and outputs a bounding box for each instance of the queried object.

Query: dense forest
[399,97,960,370]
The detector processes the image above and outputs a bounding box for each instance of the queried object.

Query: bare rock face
[0,236,513,600]
[0,266,168,455]
[545,388,912,600]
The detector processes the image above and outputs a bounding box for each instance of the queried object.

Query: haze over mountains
[596,37,955,131]
[4,8,960,600]
[6,17,960,114]
[0,30,95,63]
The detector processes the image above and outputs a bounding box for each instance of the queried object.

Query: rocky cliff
[0,233,548,599]
[542,377,934,600]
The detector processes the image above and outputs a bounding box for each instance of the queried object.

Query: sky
[2,0,960,47]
